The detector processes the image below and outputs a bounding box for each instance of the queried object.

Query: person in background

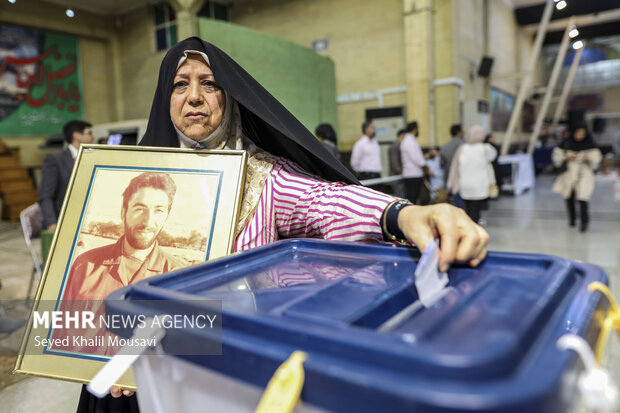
[447,125,497,224]
[614,129,620,177]
[388,129,406,198]
[315,123,340,161]
[350,120,381,181]
[39,120,93,232]
[552,124,602,232]
[425,146,446,203]
[515,143,527,154]
[351,120,389,192]
[485,133,502,196]
[441,124,465,208]
[400,121,425,204]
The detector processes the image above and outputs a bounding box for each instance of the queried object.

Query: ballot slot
[128,239,579,354]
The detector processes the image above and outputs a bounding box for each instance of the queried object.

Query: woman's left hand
[397,204,489,272]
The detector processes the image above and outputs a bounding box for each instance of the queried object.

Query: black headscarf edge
[560,123,597,152]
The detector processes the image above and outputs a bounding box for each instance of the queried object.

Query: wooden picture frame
[15,145,247,388]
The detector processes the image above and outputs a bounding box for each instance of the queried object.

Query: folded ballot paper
[414,239,449,307]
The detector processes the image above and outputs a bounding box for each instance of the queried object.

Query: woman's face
[574,128,586,141]
[170,55,226,141]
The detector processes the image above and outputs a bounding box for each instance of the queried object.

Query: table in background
[497,154,535,196]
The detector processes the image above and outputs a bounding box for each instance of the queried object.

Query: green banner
[0,24,84,136]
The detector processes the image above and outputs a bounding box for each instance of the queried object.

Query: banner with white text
[0,24,84,136]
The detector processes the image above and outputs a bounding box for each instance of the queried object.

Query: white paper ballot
[414,239,449,307]
[87,320,166,398]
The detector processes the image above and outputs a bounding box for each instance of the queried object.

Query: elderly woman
[552,124,601,232]
[82,37,488,411]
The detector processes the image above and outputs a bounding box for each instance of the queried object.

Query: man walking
[350,120,382,181]
[388,129,406,198]
[400,121,425,204]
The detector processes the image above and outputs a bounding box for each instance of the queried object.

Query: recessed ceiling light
[66,9,75,18]
[572,40,584,50]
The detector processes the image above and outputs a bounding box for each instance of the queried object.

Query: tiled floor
[0,173,618,412]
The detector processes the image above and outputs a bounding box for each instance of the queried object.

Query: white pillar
[500,0,554,156]
[527,17,574,154]
[551,42,585,132]
[427,0,436,146]
[169,0,207,40]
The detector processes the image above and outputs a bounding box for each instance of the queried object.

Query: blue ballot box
[105,239,609,413]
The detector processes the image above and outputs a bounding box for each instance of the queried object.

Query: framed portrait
[15,145,247,388]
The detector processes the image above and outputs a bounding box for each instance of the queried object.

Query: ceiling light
[569,28,579,38]
[8,0,16,4]
[556,1,567,10]
[572,40,584,50]
[66,9,75,18]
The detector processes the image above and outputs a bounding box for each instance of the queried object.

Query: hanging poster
[490,87,515,132]
[0,24,84,135]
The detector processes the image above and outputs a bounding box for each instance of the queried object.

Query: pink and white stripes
[235,157,395,252]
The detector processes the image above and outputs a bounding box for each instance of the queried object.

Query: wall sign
[0,24,84,136]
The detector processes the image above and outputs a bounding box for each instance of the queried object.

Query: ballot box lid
[106,239,608,413]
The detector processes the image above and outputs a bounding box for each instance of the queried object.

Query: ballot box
[105,239,609,413]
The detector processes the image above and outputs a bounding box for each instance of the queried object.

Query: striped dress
[234,158,396,288]
[235,157,396,252]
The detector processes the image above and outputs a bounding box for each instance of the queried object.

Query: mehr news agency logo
[32,310,218,348]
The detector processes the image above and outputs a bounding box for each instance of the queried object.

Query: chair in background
[19,203,43,299]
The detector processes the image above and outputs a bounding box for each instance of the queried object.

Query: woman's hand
[567,152,578,160]
[397,204,489,272]
[110,386,135,398]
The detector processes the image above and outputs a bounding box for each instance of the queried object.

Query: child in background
[425,146,447,203]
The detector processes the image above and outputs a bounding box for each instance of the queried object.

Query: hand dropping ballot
[414,239,449,307]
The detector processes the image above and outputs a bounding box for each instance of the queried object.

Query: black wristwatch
[381,199,413,244]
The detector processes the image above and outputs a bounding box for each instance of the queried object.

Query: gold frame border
[14,144,247,388]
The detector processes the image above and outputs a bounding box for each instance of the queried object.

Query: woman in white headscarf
[447,125,497,224]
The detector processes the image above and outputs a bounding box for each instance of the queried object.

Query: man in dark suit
[388,129,406,197]
[39,120,93,232]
